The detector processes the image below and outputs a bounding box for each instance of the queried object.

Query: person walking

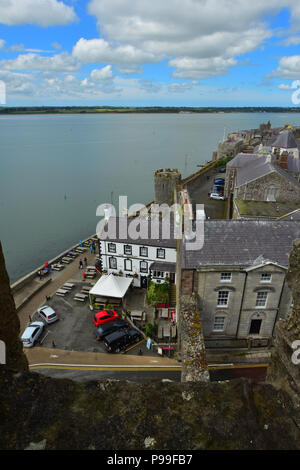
[90,245,93,255]
[84,257,88,266]
[79,259,83,269]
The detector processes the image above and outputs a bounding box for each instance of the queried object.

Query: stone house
[224,152,300,218]
[179,220,300,348]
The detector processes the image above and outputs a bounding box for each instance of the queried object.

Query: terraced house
[180,220,300,348]
[98,216,177,289]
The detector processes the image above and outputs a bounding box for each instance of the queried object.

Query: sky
[1,0,300,106]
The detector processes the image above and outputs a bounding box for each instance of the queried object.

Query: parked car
[93,309,119,327]
[210,192,225,200]
[103,328,142,353]
[37,305,58,324]
[208,185,224,196]
[21,322,44,348]
[214,178,225,185]
[95,319,129,340]
[219,167,226,173]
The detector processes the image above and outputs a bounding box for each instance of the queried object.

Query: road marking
[29,365,181,372]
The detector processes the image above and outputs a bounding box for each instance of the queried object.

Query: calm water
[1,112,300,283]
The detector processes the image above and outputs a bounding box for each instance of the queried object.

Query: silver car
[37,305,58,324]
[21,322,44,348]
[210,192,224,200]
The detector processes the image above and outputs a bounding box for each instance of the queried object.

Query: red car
[93,309,119,326]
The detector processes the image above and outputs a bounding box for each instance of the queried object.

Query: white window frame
[140,260,148,273]
[108,243,116,253]
[157,248,165,259]
[124,259,132,272]
[213,316,226,332]
[140,246,148,257]
[256,291,268,308]
[109,256,117,270]
[124,245,132,255]
[217,290,229,307]
[220,272,232,282]
[260,273,272,283]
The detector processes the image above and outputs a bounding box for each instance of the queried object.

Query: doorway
[140,276,148,289]
[249,319,262,335]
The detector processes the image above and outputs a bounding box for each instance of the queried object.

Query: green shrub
[144,322,157,338]
[147,280,169,305]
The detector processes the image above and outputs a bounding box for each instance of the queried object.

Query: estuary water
[1,112,300,283]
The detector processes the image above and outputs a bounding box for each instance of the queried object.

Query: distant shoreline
[2,106,300,115]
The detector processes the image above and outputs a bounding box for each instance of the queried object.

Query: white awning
[89,274,132,299]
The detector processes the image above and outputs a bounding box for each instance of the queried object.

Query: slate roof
[272,130,298,149]
[98,216,177,248]
[149,261,176,272]
[228,152,300,188]
[182,220,300,269]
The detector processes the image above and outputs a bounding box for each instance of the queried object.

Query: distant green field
[1,106,300,115]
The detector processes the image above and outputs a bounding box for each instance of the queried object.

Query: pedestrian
[90,245,93,255]
[79,259,83,269]
[29,315,32,322]
[38,270,42,280]
[82,272,86,281]
[93,244,96,254]
[139,348,143,356]
[84,257,88,266]
[52,340,56,348]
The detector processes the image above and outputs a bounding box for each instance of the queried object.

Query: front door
[249,319,262,335]
[140,276,148,289]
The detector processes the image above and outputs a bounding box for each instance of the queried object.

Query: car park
[93,309,119,326]
[95,319,129,341]
[210,192,225,200]
[21,322,44,348]
[37,305,58,324]
[103,328,142,353]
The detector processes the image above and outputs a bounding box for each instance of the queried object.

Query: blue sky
[1,0,300,106]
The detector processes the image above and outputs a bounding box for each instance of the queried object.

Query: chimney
[280,151,288,170]
[274,147,280,164]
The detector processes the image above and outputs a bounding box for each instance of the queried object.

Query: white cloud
[90,65,114,81]
[279,36,300,46]
[169,57,237,79]
[84,0,281,79]
[0,52,80,72]
[72,38,158,64]
[0,0,76,26]
[278,83,294,89]
[271,55,300,79]
[0,38,5,49]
